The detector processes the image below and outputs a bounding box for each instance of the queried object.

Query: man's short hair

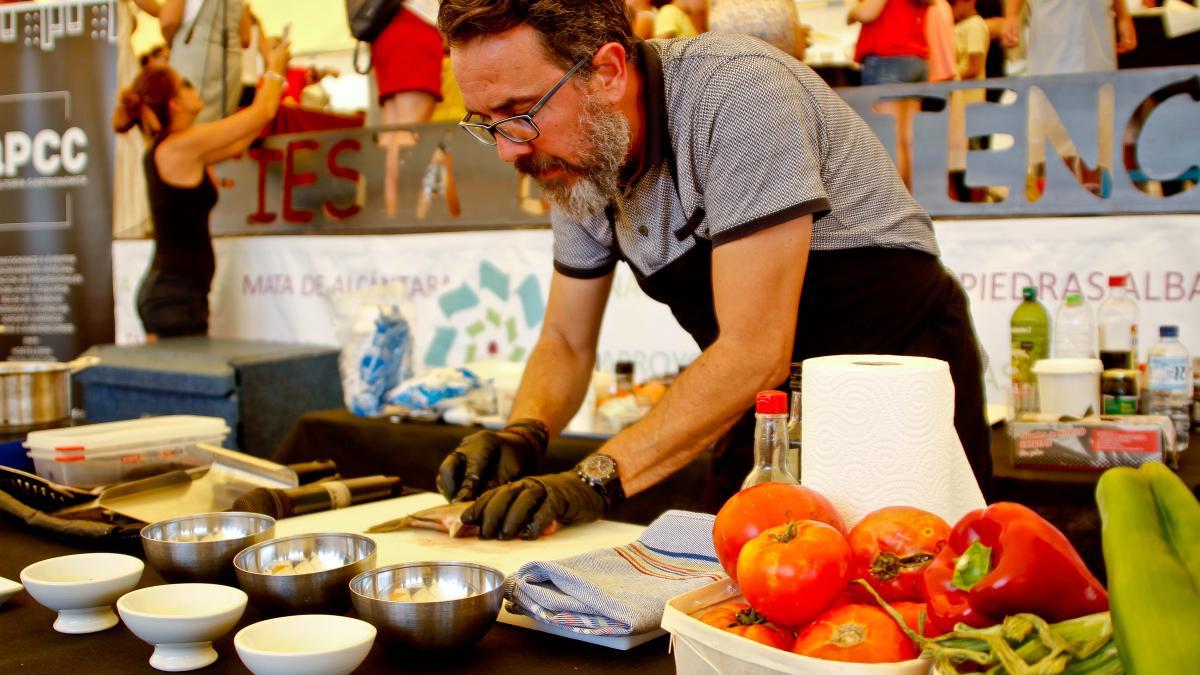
[438,0,637,75]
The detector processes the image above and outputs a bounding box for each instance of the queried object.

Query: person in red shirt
[849,0,931,188]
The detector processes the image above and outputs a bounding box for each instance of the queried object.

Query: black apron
[607,201,992,510]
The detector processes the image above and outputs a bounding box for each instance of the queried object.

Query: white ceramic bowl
[20,553,144,633]
[117,583,249,671]
[0,576,22,607]
[234,614,376,675]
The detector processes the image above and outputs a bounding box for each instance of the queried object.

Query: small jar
[1102,369,1139,416]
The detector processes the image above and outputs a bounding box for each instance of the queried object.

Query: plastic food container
[662,578,930,675]
[26,415,228,487]
[1033,358,1103,418]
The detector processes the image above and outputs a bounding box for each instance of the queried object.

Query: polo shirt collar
[626,39,673,189]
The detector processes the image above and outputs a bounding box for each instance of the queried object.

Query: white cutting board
[274,493,665,649]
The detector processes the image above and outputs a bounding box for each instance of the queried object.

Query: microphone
[231,475,402,519]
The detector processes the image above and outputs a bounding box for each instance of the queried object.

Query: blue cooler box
[76,337,343,458]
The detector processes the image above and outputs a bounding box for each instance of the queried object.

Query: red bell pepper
[921,502,1108,633]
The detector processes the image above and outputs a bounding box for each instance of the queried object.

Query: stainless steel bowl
[141,512,275,585]
[234,532,377,614]
[349,561,504,651]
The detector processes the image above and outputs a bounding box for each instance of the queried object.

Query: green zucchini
[1096,463,1200,674]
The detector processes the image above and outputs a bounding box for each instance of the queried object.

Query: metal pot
[0,356,98,429]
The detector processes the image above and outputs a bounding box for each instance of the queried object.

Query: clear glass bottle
[785,363,802,482]
[1146,325,1192,466]
[1011,340,1037,418]
[1098,275,1138,371]
[742,390,798,489]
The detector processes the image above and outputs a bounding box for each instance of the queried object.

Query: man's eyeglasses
[459,55,590,146]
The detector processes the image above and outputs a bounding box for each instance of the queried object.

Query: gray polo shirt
[552,33,938,282]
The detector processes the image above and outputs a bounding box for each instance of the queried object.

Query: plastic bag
[330,283,415,417]
[385,367,482,414]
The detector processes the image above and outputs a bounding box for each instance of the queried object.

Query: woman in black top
[113,35,290,339]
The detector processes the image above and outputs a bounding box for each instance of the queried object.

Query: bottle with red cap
[1098,274,1138,371]
[741,390,798,490]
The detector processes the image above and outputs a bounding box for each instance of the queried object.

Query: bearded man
[433,0,991,538]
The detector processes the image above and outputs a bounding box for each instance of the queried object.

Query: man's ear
[589,42,629,104]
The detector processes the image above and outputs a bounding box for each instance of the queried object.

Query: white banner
[935,215,1200,406]
[114,215,1200,406]
[113,230,702,379]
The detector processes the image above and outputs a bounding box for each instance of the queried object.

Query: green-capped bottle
[1011,287,1050,417]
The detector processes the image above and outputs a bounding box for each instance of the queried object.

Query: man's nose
[495,135,533,163]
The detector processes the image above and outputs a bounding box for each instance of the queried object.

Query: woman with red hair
[113,37,290,339]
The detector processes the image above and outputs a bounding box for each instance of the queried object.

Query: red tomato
[713,483,846,580]
[792,603,921,663]
[695,602,793,650]
[892,601,941,638]
[847,506,950,602]
[737,520,852,628]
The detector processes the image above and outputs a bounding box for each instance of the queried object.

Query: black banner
[0,0,116,361]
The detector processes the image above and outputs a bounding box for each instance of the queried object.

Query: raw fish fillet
[366,501,560,538]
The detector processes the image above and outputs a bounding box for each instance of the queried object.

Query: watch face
[582,454,616,481]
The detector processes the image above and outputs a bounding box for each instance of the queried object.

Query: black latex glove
[461,471,606,540]
[436,419,548,503]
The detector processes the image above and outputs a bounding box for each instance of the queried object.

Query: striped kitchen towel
[505,510,724,636]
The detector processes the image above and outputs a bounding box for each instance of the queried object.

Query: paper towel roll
[801,355,985,528]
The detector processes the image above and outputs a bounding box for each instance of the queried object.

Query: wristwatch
[575,454,625,509]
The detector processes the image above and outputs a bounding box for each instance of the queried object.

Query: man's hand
[436,419,548,502]
[461,471,606,540]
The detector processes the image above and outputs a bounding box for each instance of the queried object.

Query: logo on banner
[0,127,88,181]
[426,260,546,366]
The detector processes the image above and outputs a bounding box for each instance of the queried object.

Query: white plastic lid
[25,415,229,455]
[1032,358,1104,375]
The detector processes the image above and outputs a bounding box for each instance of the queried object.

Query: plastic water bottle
[1098,275,1138,370]
[1055,294,1094,358]
[1147,325,1192,465]
[742,391,798,489]
[1011,287,1049,418]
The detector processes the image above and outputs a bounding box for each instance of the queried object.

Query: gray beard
[517,91,630,222]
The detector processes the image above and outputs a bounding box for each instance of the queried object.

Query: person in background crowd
[974,0,1007,78]
[849,0,931,189]
[371,0,443,215]
[707,0,812,60]
[140,44,171,69]
[954,0,990,81]
[1002,0,1136,198]
[434,0,991,539]
[653,0,703,39]
[112,37,290,340]
[1002,0,1135,74]
[849,0,930,84]
[626,0,668,40]
[158,0,254,122]
[948,0,991,201]
[926,0,959,81]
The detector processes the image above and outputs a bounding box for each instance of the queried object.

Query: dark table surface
[275,409,1200,582]
[4,409,1196,672]
[0,519,675,674]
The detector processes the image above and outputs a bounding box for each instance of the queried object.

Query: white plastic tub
[661,578,931,675]
[1033,358,1103,417]
[26,415,228,487]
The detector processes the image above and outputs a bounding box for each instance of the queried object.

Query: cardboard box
[1010,414,1177,470]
